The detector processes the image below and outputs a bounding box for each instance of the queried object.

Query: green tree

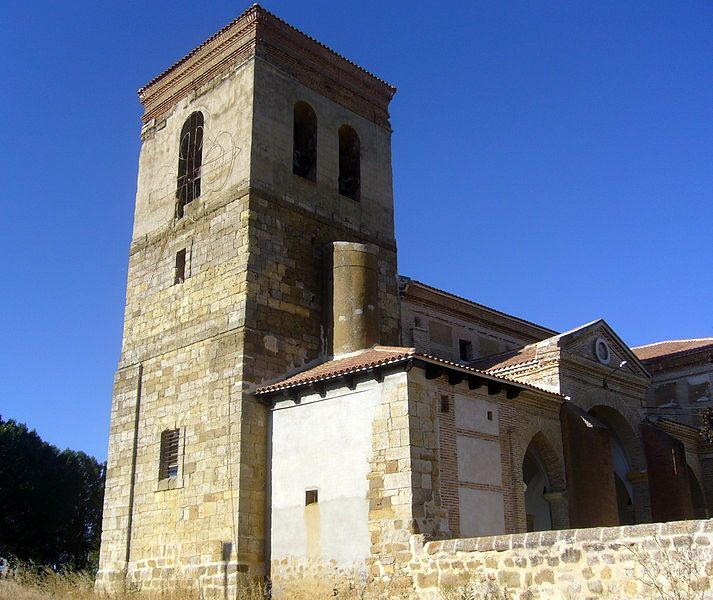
[0,416,105,570]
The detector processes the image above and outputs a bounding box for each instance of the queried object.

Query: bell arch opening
[176,111,204,218]
[293,101,317,181]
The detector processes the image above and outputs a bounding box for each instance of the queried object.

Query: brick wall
[641,421,694,522]
[436,387,459,537]
[560,403,619,528]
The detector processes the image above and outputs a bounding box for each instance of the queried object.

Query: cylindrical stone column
[331,241,380,355]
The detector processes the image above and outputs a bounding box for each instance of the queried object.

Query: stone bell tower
[96,4,399,592]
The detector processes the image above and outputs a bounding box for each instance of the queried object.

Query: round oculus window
[594,338,611,364]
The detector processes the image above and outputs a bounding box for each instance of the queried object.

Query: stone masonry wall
[409,519,713,599]
[99,26,400,592]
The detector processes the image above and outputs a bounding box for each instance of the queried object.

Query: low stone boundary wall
[409,519,713,599]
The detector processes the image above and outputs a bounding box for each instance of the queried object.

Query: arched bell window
[293,102,317,181]
[338,125,360,201]
[176,111,204,218]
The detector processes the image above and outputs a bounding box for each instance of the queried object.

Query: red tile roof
[254,346,414,394]
[254,346,563,399]
[469,345,539,373]
[139,4,396,96]
[632,338,713,362]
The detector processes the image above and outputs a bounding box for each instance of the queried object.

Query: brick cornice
[138,5,396,126]
[400,281,555,344]
[655,418,702,447]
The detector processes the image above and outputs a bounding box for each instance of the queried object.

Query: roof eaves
[399,277,557,336]
[633,337,713,351]
[138,4,396,97]
[412,353,564,400]
[639,343,713,364]
[254,349,564,402]
[254,351,413,395]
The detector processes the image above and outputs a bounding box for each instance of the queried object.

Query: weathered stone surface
[410,521,713,598]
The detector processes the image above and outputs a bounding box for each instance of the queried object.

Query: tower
[96,5,399,591]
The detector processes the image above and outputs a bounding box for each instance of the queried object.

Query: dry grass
[0,569,97,600]
[0,572,411,600]
[0,570,267,600]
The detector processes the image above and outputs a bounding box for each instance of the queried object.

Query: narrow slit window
[159,429,180,480]
[305,489,318,505]
[174,249,186,284]
[293,102,317,181]
[338,125,360,200]
[487,411,493,421]
[440,395,450,414]
[176,111,204,218]
[459,339,473,361]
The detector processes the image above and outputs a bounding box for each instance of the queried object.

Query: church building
[96,5,711,595]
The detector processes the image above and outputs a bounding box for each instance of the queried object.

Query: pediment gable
[557,319,650,378]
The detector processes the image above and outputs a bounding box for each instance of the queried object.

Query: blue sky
[1,1,711,460]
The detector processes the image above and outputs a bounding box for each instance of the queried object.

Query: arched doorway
[688,465,707,519]
[522,443,553,532]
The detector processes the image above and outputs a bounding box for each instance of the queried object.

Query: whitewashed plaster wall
[268,376,394,570]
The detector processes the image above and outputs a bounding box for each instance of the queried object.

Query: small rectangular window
[487,410,493,421]
[159,429,180,480]
[221,541,232,562]
[174,249,186,285]
[440,395,450,413]
[305,489,318,505]
[459,339,473,361]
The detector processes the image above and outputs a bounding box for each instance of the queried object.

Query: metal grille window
[176,111,204,218]
[159,429,180,480]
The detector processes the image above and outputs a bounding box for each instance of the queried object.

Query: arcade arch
[589,405,648,524]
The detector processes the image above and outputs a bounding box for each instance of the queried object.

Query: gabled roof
[545,318,650,377]
[632,338,713,362]
[254,345,564,401]
[470,318,650,378]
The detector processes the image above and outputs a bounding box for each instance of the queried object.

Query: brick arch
[526,432,567,492]
[574,392,644,447]
[518,431,569,532]
[588,404,650,523]
[588,405,645,469]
